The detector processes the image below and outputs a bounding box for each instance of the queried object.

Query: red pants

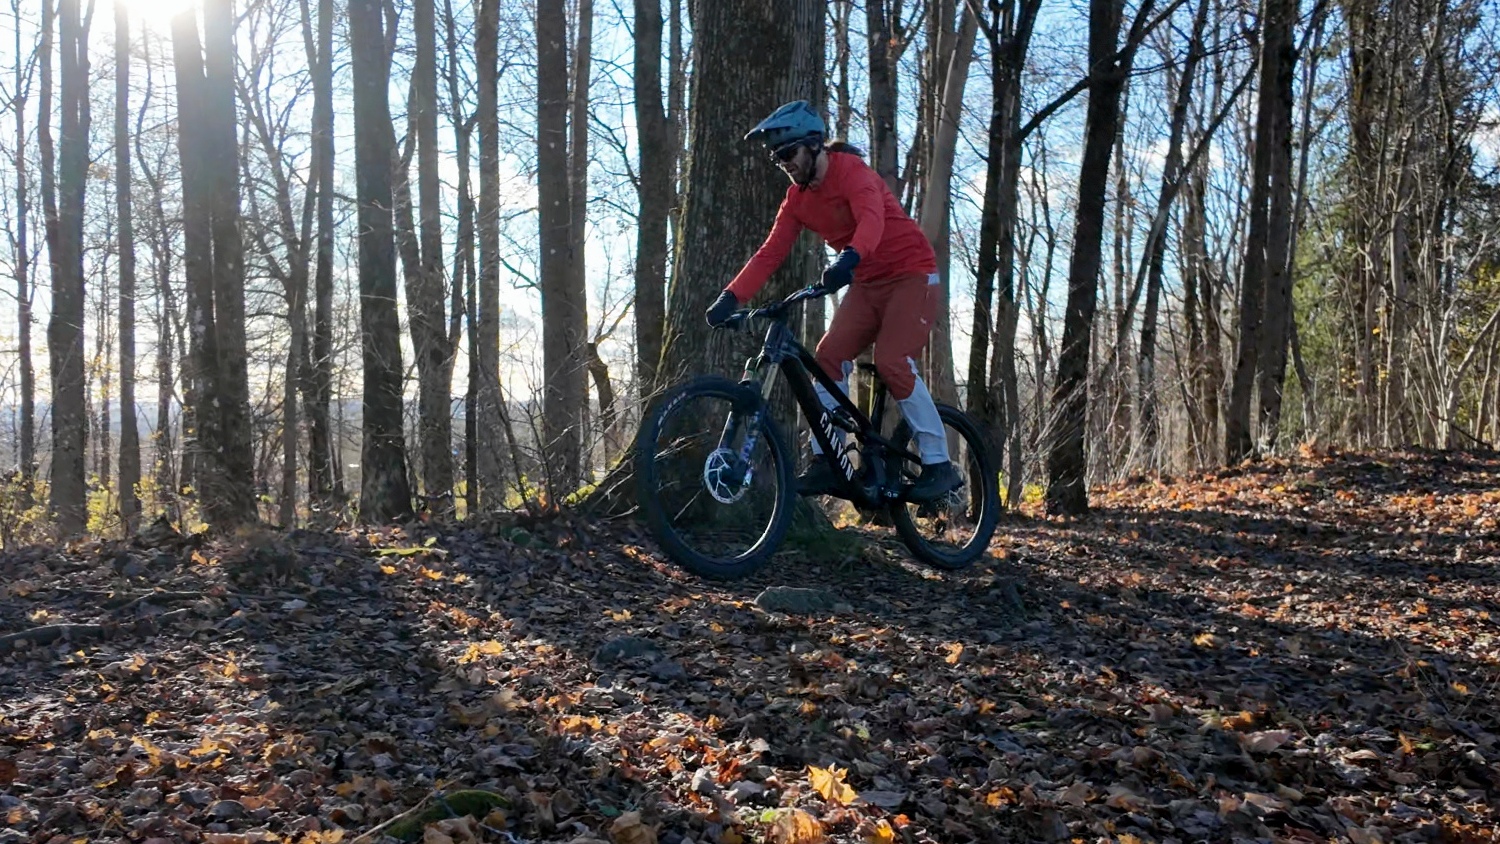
[814,272,938,400]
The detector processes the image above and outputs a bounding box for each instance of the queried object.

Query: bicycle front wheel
[636,375,796,579]
[888,404,1000,570]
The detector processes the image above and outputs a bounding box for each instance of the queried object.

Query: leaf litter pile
[3,448,1498,844]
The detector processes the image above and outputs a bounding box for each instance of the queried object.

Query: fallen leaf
[1241,792,1287,815]
[610,810,657,844]
[1104,786,1146,812]
[1059,781,1090,807]
[767,809,825,844]
[808,765,857,805]
[1242,729,1294,753]
[859,819,896,844]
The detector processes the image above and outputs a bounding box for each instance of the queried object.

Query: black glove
[705,289,741,327]
[819,247,861,293]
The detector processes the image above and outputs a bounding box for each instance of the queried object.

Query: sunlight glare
[116,0,198,33]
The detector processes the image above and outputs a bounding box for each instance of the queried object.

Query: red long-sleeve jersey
[726,152,937,302]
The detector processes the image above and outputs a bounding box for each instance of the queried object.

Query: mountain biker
[704,100,960,503]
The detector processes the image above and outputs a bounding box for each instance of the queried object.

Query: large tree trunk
[474,0,505,508]
[116,0,141,532]
[173,8,222,526]
[13,0,35,504]
[203,0,256,526]
[865,0,901,195]
[1253,0,1297,451]
[1045,0,1155,516]
[537,0,587,492]
[349,0,413,522]
[660,0,824,383]
[48,0,89,536]
[1225,0,1293,463]
[633,0,673,394]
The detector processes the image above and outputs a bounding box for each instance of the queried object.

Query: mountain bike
[636,285,1000,580]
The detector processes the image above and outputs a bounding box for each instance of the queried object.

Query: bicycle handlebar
[718,285,829,331]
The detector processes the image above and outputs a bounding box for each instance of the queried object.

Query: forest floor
[2,447,1499,844]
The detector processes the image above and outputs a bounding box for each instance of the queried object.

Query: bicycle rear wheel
[887,404,1000,570]
[636,376,796,579]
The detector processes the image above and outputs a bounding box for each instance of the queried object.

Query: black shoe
[797,455,841,496]
[908,461,962,503]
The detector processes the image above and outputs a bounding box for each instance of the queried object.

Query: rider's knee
[876,353,918,400]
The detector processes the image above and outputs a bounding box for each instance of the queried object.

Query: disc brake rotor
[703,448,751,504]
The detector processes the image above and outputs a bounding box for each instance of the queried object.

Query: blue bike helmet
[744,100,826,151]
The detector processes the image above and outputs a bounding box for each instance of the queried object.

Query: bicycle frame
[727,291,925,509]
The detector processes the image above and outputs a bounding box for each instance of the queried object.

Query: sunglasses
[770,141,804,163]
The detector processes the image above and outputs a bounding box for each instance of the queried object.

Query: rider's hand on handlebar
[819,247,861,294]
[705,289,742,327]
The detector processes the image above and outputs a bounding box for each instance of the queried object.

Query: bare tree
[1252,0,1298,451]
[474,0,504,507]
[633,0,674,393]
[172,1,257,529]
[866,0,902,193]
[133,48,182,509]
[11,0,36,504]
[537,0,587,491]
[915,0,977,409]
[300,0,339,504]
[47,0,90,535]
[1136,0,1209,462]
[1225,0,1296,462]
[1045,0,1163,515]
[348,0,412,522]
[116,0,141,532]
[394,0,458,512]
[442,0,478,514]
[968,0,1043,509]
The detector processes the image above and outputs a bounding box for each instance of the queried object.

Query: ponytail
[824,140,865,157]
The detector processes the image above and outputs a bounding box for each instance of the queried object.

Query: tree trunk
[536,0,588,492]
[1225,0,1290,464]
[397,0,456,513]
[202,0,256,526]
[116,0,141,532]
[1253,0,1297,452]
[916,2,975,411]
[969,0,1041,507]
[442,0,478,515]
[474,0,505,507]
[1137,0,1208,464]
[349,0,413,522]
[13,0,35,504]
[865,0,900,194]
[1283,5,1327,441]
[300,0,337,504]
[173,9,220,524]
[1045,0,1152,516]
[136,82,180,508]
[48,0,89,536]
[633,0,672,394]
[833,0,852,138]
[661,0,824,383]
